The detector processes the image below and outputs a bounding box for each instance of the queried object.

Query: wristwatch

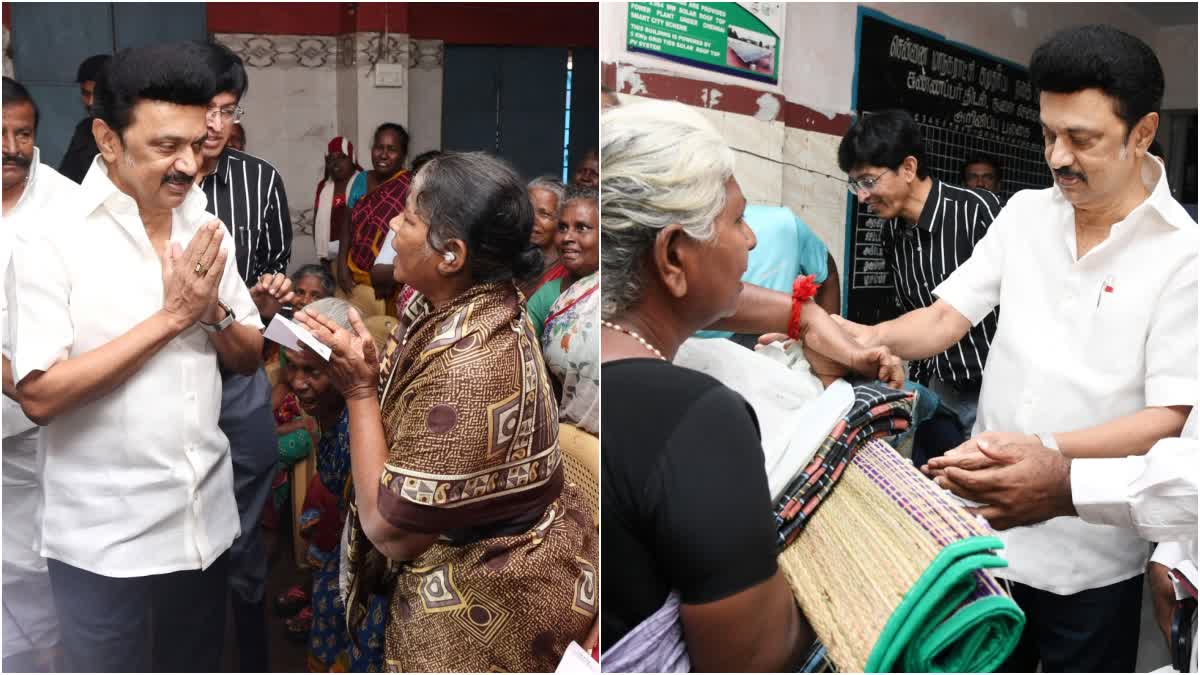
[1035,432,1060,451]
[200,300,236,333]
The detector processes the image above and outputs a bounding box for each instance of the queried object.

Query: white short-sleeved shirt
[4,148,79,441]
[11,156,263,577]
[934,156,1198,595]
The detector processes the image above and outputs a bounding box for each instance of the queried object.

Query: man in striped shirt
[195,41,294,672]
[837,110,1001,440]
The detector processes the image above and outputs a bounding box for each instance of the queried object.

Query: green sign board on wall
[626,2,783,84]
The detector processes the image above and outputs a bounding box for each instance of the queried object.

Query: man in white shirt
[1,75,71,673]
[836,25,1197,671]
[926,411,1198,672]
[10,43,265,672]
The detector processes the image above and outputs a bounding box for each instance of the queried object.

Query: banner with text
[626,2,785,84]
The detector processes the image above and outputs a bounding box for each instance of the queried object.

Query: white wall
[407,39,445,159]
[217,32,433,274]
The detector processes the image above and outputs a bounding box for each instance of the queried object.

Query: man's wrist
[159,308,191,335]
[201,303,226,324]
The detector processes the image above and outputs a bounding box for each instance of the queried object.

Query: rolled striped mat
[778,438,1024,672]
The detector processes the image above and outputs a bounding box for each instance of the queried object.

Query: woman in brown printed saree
[296,151,598,672]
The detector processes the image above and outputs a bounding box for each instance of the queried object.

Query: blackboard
[844,7,1053,324]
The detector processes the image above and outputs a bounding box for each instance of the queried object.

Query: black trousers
[46,552,229,673]
[1001,575,1143,672]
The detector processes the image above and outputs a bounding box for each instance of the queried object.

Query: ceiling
[1124,2,1198,26]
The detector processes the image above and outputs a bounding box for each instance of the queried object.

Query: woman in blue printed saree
[285,297,387,672]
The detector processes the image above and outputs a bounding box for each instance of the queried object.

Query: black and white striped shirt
[199,148,292,286]
[881,178,1000,387]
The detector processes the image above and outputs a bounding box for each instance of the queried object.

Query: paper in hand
[554,641,599,673]
[264,314,332,361]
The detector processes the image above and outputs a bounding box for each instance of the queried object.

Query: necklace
[601,320,667,361]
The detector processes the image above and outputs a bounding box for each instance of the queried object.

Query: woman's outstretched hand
[294,307,381,401]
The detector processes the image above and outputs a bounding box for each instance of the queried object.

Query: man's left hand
[251,273,295,321]
[932,438,1077,530]
[923,431,1040,477]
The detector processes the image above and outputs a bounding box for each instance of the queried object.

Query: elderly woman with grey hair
[522,175,568,297]
[296,151,596,671]
[600,100,903,672]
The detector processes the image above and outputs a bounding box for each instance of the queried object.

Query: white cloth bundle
[673,338,854,499]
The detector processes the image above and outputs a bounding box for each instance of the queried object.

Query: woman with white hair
[524,175,567,299]
[600,100,903,672]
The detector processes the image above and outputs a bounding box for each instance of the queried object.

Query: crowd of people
[2,37,599,673]
[600,23,1196,673]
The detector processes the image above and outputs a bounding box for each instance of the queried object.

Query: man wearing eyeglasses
[836,109,1002,445]
[195,40,294,672]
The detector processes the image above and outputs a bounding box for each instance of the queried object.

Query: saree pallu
[520,258,567,299]
[541,272,599,435]
[347,170,409,285]
[343,282,598,672]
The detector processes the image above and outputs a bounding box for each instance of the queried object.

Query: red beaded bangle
[787,274,821,340]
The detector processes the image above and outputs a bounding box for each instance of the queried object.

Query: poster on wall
[844,7,1052,325]
[626,2,785,84]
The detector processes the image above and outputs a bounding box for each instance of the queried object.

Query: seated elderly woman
[520,176,568,298]
[279,297,387,671]
[527,184,599,336]
[263,264,335,523]
[296,151,597,672]
[539,185,599,436]
[600,100,902,672]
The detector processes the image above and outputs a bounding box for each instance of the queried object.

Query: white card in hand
[554,641,599,674]
[264,314,332,361]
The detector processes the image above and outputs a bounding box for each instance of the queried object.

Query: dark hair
[1029,25,1163,137]
[373,122,410,165]
[1149,139,1165,161]
[410,150,442,178]
[199,40,248,101]
[960,154,1001,181]
[92,42,217,138]
[76,54,111,83]
[291,264,335,295]
[838,109,928,179]
[561,183,598,209]
[2,77,39,130]
[412,152,543,283]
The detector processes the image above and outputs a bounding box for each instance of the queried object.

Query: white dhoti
[2,402,58,658]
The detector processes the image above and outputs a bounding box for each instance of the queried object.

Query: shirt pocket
[1085,285,1150,377]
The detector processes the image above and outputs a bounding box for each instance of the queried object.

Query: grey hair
[527,175,566,214]
[291,263,335,296]
[600,100,735,319]
[303,297,355,332]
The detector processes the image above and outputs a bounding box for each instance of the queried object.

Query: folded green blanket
[867,536,1025,672]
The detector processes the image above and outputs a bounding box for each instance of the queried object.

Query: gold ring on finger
[194,261,206,276]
